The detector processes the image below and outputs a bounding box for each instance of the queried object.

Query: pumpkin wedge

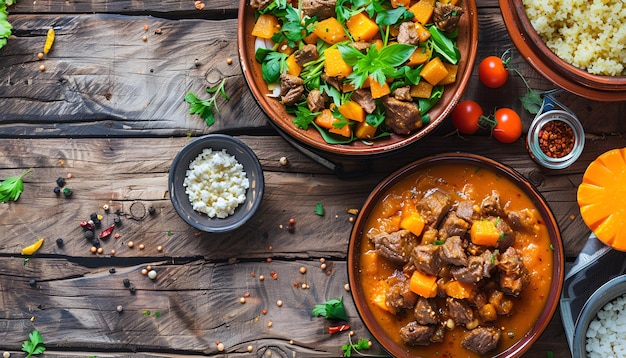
[577,147,626,251]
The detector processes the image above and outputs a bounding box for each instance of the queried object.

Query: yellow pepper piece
[22,238,44,256]
[43,28,55,54]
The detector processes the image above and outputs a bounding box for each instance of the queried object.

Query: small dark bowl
[238,0,479,156]
[348,153,564,357]
[168,134,264,233]
[500,0,626,101]
[573,275,626,357]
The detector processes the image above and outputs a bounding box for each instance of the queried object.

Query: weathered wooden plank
[0,257,570,357]
[0,14,268,136]
[1,135,623,261]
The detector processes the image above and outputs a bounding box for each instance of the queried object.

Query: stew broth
[358,164,554,357]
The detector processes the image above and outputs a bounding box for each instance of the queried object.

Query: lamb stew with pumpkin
[356,163,554,356]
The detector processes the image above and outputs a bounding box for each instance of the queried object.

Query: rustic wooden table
[0,1,625,357]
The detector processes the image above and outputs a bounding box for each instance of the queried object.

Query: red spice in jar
[538,120,575,158]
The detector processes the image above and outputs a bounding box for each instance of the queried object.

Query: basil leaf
[338,44,366,66]
[429,26,459,64]
[378,43,416,67]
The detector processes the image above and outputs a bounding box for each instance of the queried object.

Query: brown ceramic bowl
[500,0,626,101]
[348,153,564,357]
[238,1,479,156]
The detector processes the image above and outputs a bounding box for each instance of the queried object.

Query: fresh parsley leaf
[375,6,414,26]
[184,78,229,127]
[312,297,348,321]
[520,89,543,115]
[261,51,288,84]
[22,330,46,358]
[291,103,319,130]
[142,310,151,316]
[314,202,325,216]
[272,6,317,48]
[0,1,14,50]
[340,43,415,89]
[0,168,33,203]
[342,335,371,357]
[154,311,161,318]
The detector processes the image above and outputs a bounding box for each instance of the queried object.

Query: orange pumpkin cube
[369,76,391,99]
[407,47,431,66]
[438,63,459,85]
[421,57,450,86]
[251,14,280,39]
[346,12,379,42]
[314,17,349,44]
[285,54,301,77]
[410,81,434,98]
[324,47,352,77]
[409,0,436,24]
[338,101,366,122]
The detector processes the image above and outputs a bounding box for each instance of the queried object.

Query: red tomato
[478,56,509,88]
[493,108,522,143]
[451,100,484,135]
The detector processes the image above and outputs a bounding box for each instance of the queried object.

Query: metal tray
[560,234,626,355]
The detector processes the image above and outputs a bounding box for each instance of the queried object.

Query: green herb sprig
[184,78,229,127]
[22,330,46,358]
[314,203,325,216]
[0,168,33,203]
[312,296,348,321]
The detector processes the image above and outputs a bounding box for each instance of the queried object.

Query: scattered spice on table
[538,120,575,158]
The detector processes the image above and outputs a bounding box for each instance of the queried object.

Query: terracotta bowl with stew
[238,0,479,156]
[499,0,626,101]
[348,153,564,357]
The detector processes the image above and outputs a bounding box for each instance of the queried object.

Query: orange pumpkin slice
[577,147,626,251]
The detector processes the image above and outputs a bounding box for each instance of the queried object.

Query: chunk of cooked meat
[480,190,505,217]
[414,297,438,325]
[294,44,319,67]
[397,21,420,45]
[452,249,496,283]
[350,41,371,53]
[412,244,442,276]
[433,2,464,33]
[301,0,336,20]
[489,289,514,315]
[439,236,468,266]
[250,0,272,10]
[446,297,474,325]
[279,74,305,106]
[455,200,476,222]
[439,212,470,239]
[497,247,529,296]
[307,89,326,112]
[416,189,452,228]
[507,208,539,232]
[368,229,419,265]
[382,96,422,135]
[351,89,376,114]
[321,73,343,91]
[400,322,436,346]
[386,272,418,314]
[461,327,501,355]
[393,85,413,101]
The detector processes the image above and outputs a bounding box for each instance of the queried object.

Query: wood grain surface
[0,0,624,357]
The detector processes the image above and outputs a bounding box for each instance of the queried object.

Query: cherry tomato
[451,100,484,135]
[493,108,522,143]
[478,56,509,88]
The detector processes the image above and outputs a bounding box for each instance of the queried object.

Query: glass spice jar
[527,109,585,169]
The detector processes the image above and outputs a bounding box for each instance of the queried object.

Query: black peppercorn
[109,268,116,274]
[114,216,121,226]
[122,278,130,287]
[91,238,100,247]
[56,177,66,187]
[53,187,61,195]
[56,237,64,246]
[29,278,37,287]
[129,284,136,294]
[90,212,98,220]
[148,205,156,215]
[84,230,94,240]
[93,218,101,228]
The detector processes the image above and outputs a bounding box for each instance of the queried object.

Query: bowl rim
[499,0,626,101]
[237,0,479,156]
[347,152,564,357]
[168,134,264,233]
[572,274,626,358]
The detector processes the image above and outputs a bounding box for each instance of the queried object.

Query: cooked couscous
[183,148,249,219]
[523,0,626,76]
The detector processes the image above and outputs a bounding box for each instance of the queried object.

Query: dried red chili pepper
[328,325,350,334]
[99,225,115,239]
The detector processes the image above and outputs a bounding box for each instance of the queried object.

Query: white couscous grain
[523,0,626,76]
[183,148,249,219]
